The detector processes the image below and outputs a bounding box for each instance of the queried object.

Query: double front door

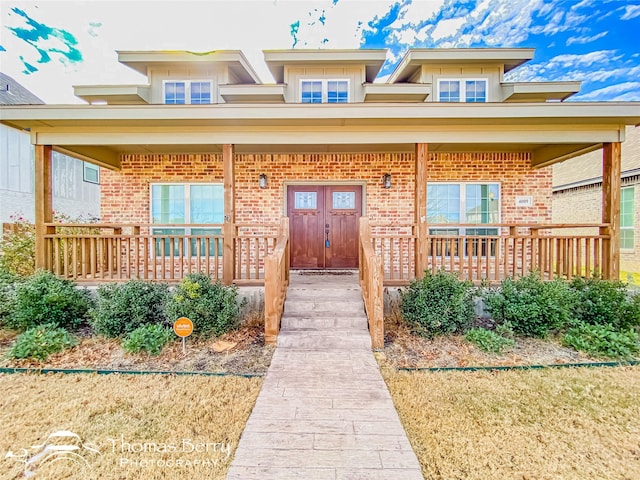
[287,185,362,269]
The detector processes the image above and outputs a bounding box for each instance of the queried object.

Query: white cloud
[573,82,640,101]
[566,31,608,46]
[430,16,465,40]
[621,4,640,20]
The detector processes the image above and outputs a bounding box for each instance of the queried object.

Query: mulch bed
[380,315,613,369]
[0,322,275,375]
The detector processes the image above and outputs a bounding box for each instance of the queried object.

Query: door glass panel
[294,192,317,209]
[332,191,355,209]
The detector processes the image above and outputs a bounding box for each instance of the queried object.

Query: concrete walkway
[227,271,423,480]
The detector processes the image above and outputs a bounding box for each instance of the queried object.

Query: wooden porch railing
[264,217,290,345]
[42,223,279,284]
[370,223,611,284]
[359,217,384,349]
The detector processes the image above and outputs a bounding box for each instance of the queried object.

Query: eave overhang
[501,82,582,102]
[73,84,151,104]
[219,84,286,103]
[263,49,387,83]
[1,102,638,170]
[389,48,535,83]
[363,83,431,102]
[117,50,261,84]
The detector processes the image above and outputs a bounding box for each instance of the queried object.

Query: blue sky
[1,0,639,103]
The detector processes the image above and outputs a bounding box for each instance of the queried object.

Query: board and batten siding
[420,65,503,103]
[284,66,366,103]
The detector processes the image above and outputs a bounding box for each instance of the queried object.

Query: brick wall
[553,180,640,275]
[102,150,551,227]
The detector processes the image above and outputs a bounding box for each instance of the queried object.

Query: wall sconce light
[259,173,268,189]
[382,173,392,189]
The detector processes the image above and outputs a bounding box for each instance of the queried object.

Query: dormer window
[301,79,349,103]
[164,81,212,104]
[438,79,487,103]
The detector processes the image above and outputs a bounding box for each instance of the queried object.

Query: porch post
[35,145,54,271]
[415,143,428,278]
[601,142,621,280]
[223,144,235,285]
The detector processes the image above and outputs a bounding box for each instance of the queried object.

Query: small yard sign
[173,317,193,353]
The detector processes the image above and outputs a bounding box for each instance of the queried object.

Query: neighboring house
[0,48,638,288]
[0,72,100,233]
[553,126,640,279]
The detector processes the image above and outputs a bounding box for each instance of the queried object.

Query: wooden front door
[287,185,362,269]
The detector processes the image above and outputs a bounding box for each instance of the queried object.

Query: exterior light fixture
[259,173,268,189]
[382,173,392,189]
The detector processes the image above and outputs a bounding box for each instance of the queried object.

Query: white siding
[0,125,100,232]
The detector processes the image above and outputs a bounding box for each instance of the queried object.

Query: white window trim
[299,78,350,103]
[437,78,488,103]
[621,185,635,250]
[427,181,502,233]
[83,162,100,184]
[162,80,214,104]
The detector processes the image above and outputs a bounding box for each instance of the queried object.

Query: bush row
[401,270,640,359]
[1,270,244,360]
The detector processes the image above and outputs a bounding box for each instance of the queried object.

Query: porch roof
[1,102,639,170]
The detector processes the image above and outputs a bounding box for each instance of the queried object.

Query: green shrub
[166,273,243,337]
[0,218,35,277]
[495,320,515,339]
[484,272,575,338]
[8,324,77,361]
[465,328,515,354]
[401,270,475,338]
[570,276,640,330]
[91,280,169,337]
[563,323,639,359]
[0,269,21,325]
[5,270,91,331]
[122,324,172,356]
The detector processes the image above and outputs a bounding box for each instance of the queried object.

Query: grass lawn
[0,373,261,480]
[383,366,640,480]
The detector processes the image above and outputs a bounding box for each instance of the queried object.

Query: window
[83,162,100,184]
[163,81,212,104]
[151,184,223,255]
[427,182,500,256]
[327,80,349,103]
[438,79,487,102]
[300,79,349,103]
[301,81,322,103]
[621,186,635,249]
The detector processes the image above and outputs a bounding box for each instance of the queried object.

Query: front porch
[30,141,623,350]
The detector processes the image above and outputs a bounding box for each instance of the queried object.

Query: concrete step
[280,316,369,331]
[276,330,373,350]
[285,288,362,302]
[283,300,365,317]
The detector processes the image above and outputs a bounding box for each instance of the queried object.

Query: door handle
[325,224,330,247]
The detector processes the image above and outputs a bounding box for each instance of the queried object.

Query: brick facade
[552,128,640,277]
[102,151,551,229]
[553,179,640,276]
